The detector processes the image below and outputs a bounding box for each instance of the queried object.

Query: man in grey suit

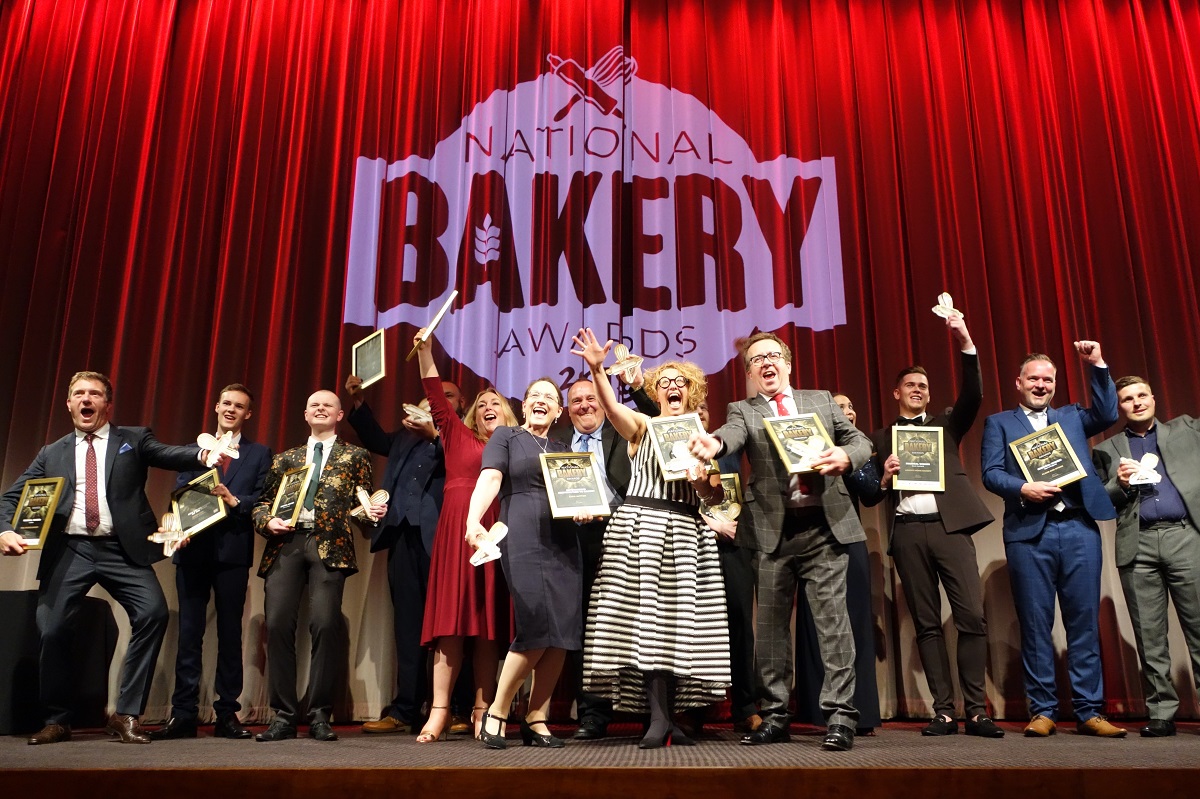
[1092,376,1200,737]
[691,332,873,751]
[0,371,205,745]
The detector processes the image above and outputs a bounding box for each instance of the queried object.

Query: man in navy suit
[347,374,458,735]
[152,384,271,740]
[981,342,1126,737]
[0,371,205,745]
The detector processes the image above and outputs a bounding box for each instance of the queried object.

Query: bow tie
[896,415,925,426]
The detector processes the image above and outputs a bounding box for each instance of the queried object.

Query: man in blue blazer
[0,371,205,745]
[981,342,1125,737]
[347,374,456,735]
[152,384,271,740]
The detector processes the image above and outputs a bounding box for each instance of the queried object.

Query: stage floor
[7,721,1200,798]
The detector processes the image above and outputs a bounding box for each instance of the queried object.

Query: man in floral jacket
[252,389,384,742]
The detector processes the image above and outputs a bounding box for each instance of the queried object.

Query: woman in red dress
[415,330,517,742]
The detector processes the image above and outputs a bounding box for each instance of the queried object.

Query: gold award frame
[352,329,386,390]
[171,469,228,537]
[763,413,833,474]
[646,413,707,481]
[540,452,610,518]
[271,463,314,527]
[12,476,65,549]
[891,425,945,492]
[1008,422,1086,488]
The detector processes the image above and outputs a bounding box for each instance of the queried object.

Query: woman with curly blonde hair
[569,328,730,749]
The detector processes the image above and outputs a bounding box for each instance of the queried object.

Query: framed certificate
[646,413,707,481]
[540,452,610,518]
[892,426,945,492]
[171,469,228,537]
[763,413,833,474]
[352,329,386,390]
[1009,423,1086,487]
[271,463,314,527]
[11,477,65,549]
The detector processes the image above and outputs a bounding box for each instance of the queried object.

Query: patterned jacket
[252,438,373,577]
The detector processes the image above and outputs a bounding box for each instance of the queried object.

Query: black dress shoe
[309,720,338,741]
[740,722,790,745]
[214,714,253,739]
[922,715,958,736]
[1140,719,1176,738]
[572,719,608,740]
[822,724,854,751]
[255,720,297,742]
[150,717,198,740]
[965,716,1005,738]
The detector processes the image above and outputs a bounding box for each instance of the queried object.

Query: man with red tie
[0,371,205,745]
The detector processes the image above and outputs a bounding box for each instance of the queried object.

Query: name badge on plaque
[11,477,65,550]
[172,469,228,537]
[763,413,833,474]
[271,463,315,527]
[892,426,945,492]
[1009,422,1086,487]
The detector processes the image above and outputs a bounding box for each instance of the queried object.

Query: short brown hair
[523,377,562,406]
[1020,353,1056,373]
[645,360,708,412]
[894,366,928,388]
[1115,375,1151,393]
[218,383,255,409]
[742,332,792,371]
[67,371,113,402]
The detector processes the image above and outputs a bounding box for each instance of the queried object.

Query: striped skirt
[582,497,731,712]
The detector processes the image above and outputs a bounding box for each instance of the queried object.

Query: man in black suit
[0,371,205,745]
[553,377,634,740]
[152,384,271,740]
[346,374,456,735]
[858,314,1000,738]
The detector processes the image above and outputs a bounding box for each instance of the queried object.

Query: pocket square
[118,442,133,454]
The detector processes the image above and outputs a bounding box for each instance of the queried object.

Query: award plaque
[763,413,833,474]
[352,329,386,390]
[11,477,65,549]
[701,472,744,527]
[891,426,945,492]
[646,413,707,481]
[171,469,228,536]
[1009,423,1086,487]
[271,463,314,527]
[540,452,610,518]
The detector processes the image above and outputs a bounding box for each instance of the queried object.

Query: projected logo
[344,47,844,398]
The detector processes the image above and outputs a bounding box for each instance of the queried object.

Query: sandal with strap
[416,706,449,743]
[478,709,509,750]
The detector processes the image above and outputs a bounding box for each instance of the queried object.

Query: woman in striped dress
[570,327,731,749]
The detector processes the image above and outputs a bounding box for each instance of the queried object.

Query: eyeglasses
[525,391,560,404]
[655,376,691,389]
[748,351,786,367]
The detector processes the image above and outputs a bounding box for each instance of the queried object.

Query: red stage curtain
[2,0,1199,722]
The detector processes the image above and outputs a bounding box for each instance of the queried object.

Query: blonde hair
[463,388,518,442]
[645,360,708,413]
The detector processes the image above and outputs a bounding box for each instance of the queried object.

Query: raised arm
[571,327,646,443]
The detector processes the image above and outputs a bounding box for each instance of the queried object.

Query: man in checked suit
[691,332,872,751]
[1093,376,1200,737]
[152,384,272,741]
[252,389,385,742]
[0,371,205,745]
[857,314,1000,738]
[981,342,1126,737]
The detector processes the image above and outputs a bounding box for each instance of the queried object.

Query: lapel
[221,436,249,485]
[1113,429,1133,459]
[104,426,123,485]
[747,393,771,419]
[57,433,79,497]
[1013,407,1035,435]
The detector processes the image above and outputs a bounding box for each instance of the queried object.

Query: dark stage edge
[7,722,1200,798]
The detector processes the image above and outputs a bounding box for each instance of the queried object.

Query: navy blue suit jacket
[0,425,200,581]
[348,402,443,555]
[172,437,272,568]
[981,365,1118,543]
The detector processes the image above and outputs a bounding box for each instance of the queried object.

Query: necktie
[772,392,788,417]
[304,442,323,511]
[84,433,100,534]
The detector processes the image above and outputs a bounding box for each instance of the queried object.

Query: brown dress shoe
[106,713,152,744]
[28,724,71,745]
[1077,716,1127,737]
[448,714,471,735]
[361,716,411,734]
[1023,714,1056,737]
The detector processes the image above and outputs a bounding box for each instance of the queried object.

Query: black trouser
[171,555,249,720]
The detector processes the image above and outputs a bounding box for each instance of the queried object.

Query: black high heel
[638,730,672,749]
[478,710,509,750]
[520,717,565,748]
